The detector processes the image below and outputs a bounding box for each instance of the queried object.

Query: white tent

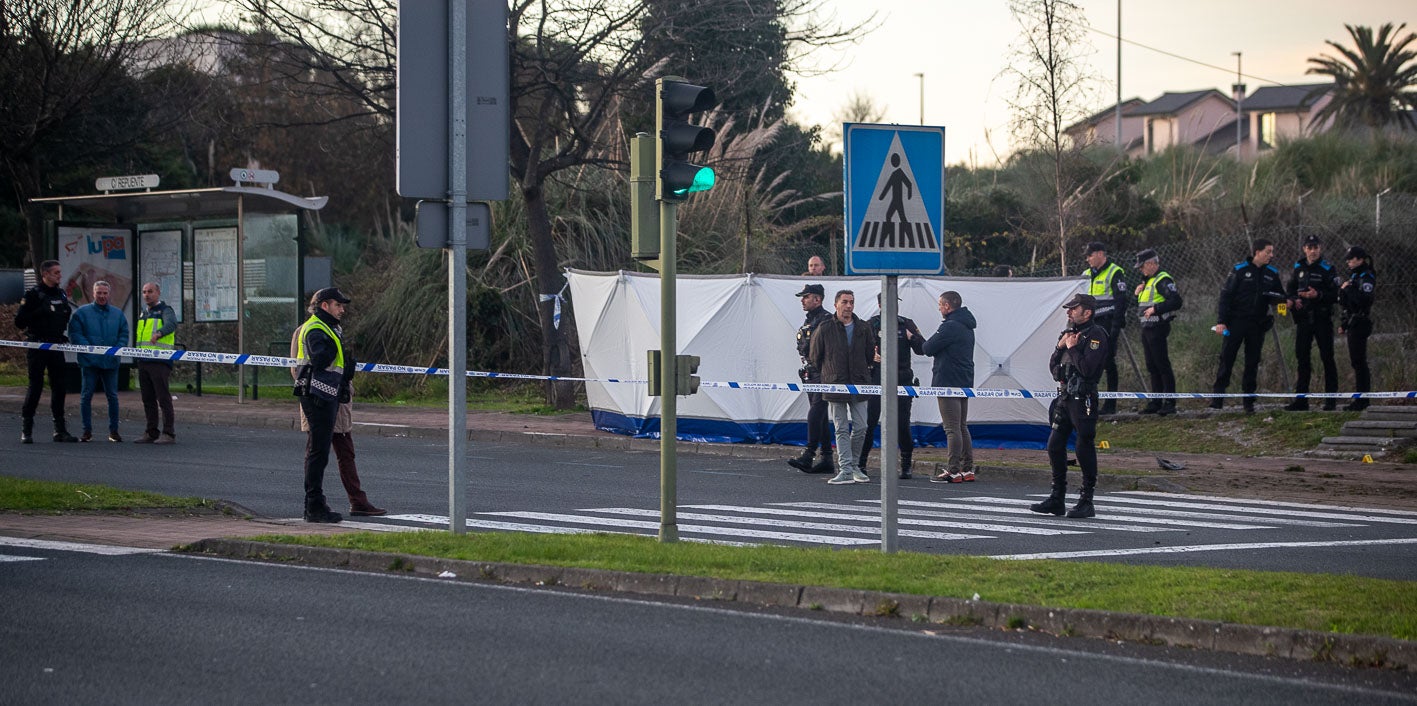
[565,270,1087,449]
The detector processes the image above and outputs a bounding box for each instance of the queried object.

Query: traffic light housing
[675,354,701,396]
[656,77,718,202]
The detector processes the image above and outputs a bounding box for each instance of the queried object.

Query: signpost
[844,123,946,552]
[95,174,159,193]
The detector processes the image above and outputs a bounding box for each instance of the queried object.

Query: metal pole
[914,73,924,126]
[1115,0,1122,150]
[879,276,899,552]
[447,0,469,534]
[1232,52,1243,158]
[1377,188,1391,235]
[659,200,679,543]
[236,195,245,403]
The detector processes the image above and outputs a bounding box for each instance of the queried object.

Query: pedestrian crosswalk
[375,491,1417,551]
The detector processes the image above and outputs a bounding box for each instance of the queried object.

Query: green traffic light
[673,167,715,196]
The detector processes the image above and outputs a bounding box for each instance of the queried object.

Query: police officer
[1338,246,1377,412]
[1284,234,1341,411]
[859,294,925,479]
[134,282,178,444]
[13,260,78,443]
[1132,249,1182,416]
[294,287,356,523]
[1031,293,1109,519]
[1212,239,1287,414]
[787,283,836,474]
[1080,242,1129,415]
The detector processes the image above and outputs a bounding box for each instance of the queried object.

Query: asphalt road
[3,544,1414,705]
[5,422,1417,580]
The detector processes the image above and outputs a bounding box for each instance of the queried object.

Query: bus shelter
[30,179,327,402]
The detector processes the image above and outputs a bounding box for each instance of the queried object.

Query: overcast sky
[789,0,1413,164]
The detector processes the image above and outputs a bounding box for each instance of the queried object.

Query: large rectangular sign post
[844,123,946,552]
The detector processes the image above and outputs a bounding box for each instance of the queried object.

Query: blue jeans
[80,366,120,434]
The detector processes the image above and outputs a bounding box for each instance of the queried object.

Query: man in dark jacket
[808,289,877,486]
[922,291,976,483]
[859,294,925,479]
[293,287,356,523]
[1031,293,1109,519]
[1132,249,1183,416]
[13,260,78,443]
[1338,246,1376,412]
[1211,239,1286,414]
[1284,234,1341,411]
[787,284,836,474]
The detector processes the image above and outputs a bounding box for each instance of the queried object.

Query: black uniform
[858,313,925,476]
[1286,256,1341,409]
[1081,260,1129,414]
[795,305,834,460]
[1212,258,1286,411]
[1136,272,1183,414]
[294,309,355,518]
[1039,320,1109,516]
[13,281,75,440]
[1339,263,1376,410]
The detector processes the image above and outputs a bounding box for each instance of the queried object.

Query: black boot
[1159,400,1176,416]
[1208,397,1224,410]
[52,419,77,443]
[899,452,913,480]
[1066,488,1096,518]
[1283,398,1309,412]
[787,449,815,472]
[808,453,835,474]
[1344,399,1369,412]
[21,417,34,444]
[304,503,343,524]
[1030,492,1067,516]
[1321,399,1337,411]
[1139,400,1162,415]
[1100,399,1117,415]
[1243,398,1256,415]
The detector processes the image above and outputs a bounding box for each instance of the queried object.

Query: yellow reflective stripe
[1087,263,1122,299]
[297,315,344,370]
[135,315,175,350]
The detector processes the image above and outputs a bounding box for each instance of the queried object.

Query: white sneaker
[850,469,870,483]
[827,471,856,485]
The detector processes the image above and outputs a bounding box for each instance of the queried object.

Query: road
[5,422,1417,580]
[2,542,1414,705]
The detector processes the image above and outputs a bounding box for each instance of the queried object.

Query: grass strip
[1096,409,1356,455]
[256,530,1417,640]
[0,476,211,512]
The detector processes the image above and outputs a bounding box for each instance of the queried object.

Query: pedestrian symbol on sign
[853,133,937,252]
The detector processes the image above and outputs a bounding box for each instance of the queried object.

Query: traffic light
[656,77,718,202]
[675,354,701,396]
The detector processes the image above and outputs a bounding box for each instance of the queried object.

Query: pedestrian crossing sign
[843,123,946,275]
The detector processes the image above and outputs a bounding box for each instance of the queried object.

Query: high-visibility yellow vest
[1138,272,1175,323]
[295,315,344,374]
[136,304,175,349]
[1086,262,1124,316]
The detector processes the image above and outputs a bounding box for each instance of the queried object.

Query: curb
[184,538,1415,671]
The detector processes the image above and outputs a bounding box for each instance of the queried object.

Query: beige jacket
[291,328,353,433]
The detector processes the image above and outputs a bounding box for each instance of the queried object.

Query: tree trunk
[523,183,576,409]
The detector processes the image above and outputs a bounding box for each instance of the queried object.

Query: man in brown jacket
[808,289,877,485]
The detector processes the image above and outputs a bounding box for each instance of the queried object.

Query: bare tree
[1,0,180,266]
[1001,0,1097,275]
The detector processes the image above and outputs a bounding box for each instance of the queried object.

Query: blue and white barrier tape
[3,339,1412,401]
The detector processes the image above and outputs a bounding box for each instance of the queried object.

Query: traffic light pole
[659,200,679,543]
[880,275,900,552]
[446,0,468,534]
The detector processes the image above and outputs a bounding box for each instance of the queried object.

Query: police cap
[1062,293,1097,310]
[1083,241,1107,256]
[314,287,351,304]
[796,283,825,298]
[1134,248,1159,267]
[1344,245,1369,260]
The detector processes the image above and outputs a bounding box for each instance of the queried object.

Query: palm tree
[1306,23,1417,132]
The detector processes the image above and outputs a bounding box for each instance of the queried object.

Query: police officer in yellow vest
[134,282,178,444]
[1080,242,1130,414]
[294,287,355,523]
[1132,250,1183,416]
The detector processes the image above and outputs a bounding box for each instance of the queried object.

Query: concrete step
[1318,435,1403,448]
[1305,449,1388,460]
[1363,412,1417,423]
[1340,421,1417,438]
[1365,405,1417,415]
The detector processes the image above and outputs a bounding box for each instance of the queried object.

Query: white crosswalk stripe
[0,537,161,556]
[1,555,46,563]
[591,507,993,541]
[685,503,1086,536]
[776,501,1190,532]
[955,496,1358,528]
[481,511,877,546]
[1114,491,1417,517]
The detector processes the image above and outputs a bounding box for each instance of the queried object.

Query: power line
[1082,21,1290,88]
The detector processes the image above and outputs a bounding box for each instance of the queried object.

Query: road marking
[957,497,1353,528]
[1116,491,1417,517]
[774,500,1187,533]
[688,502,1083,536]
[991,537,1417,560]
[481,511,878,546]
[381,514,757,547]
[1062,494,1410,525]
[0,555,45,563]
[0,537,161,556]
[589,507,992,541]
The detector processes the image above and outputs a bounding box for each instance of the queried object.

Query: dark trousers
[22,349,67,424]
[1095,315,1120,396]
[1140,322,1175,403]
[331,433,373,509]
[1294,317,1338,395]
[1346,318,1372,394]
[1213,320,1269,402]
[806,393,831,454]
[859,393,914,468]
[1045,395,1098,495]
[137,361,175,437]
[300,396,339,510]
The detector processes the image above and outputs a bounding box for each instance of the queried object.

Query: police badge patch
[1089,339,1100,350]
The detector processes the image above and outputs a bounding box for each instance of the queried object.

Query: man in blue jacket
[922,291,977,483]
[67,281,129,442]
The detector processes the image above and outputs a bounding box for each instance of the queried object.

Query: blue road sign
[843,124,946,275]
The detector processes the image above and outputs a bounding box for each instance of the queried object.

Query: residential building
[1063,98,1146,153]
[1242,83,1335,154]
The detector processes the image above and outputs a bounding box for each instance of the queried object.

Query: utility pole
[1232,51,1245,159]
[914,73,924,126]
[1115,0,1122,150]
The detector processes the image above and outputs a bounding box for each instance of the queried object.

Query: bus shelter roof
[30,186,327,220]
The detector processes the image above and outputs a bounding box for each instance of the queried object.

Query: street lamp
[1231,51,1245,158]
[914,72,924,126]
[1377,188,1393,235]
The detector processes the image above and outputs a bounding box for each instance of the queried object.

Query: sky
[788,0,1414,164]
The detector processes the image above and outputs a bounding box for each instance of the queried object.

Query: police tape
[3,339,1413,401]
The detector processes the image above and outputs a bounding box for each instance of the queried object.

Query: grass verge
[0,476,212,513]
[1095,409,1356,455]
[254,530,1417,641]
